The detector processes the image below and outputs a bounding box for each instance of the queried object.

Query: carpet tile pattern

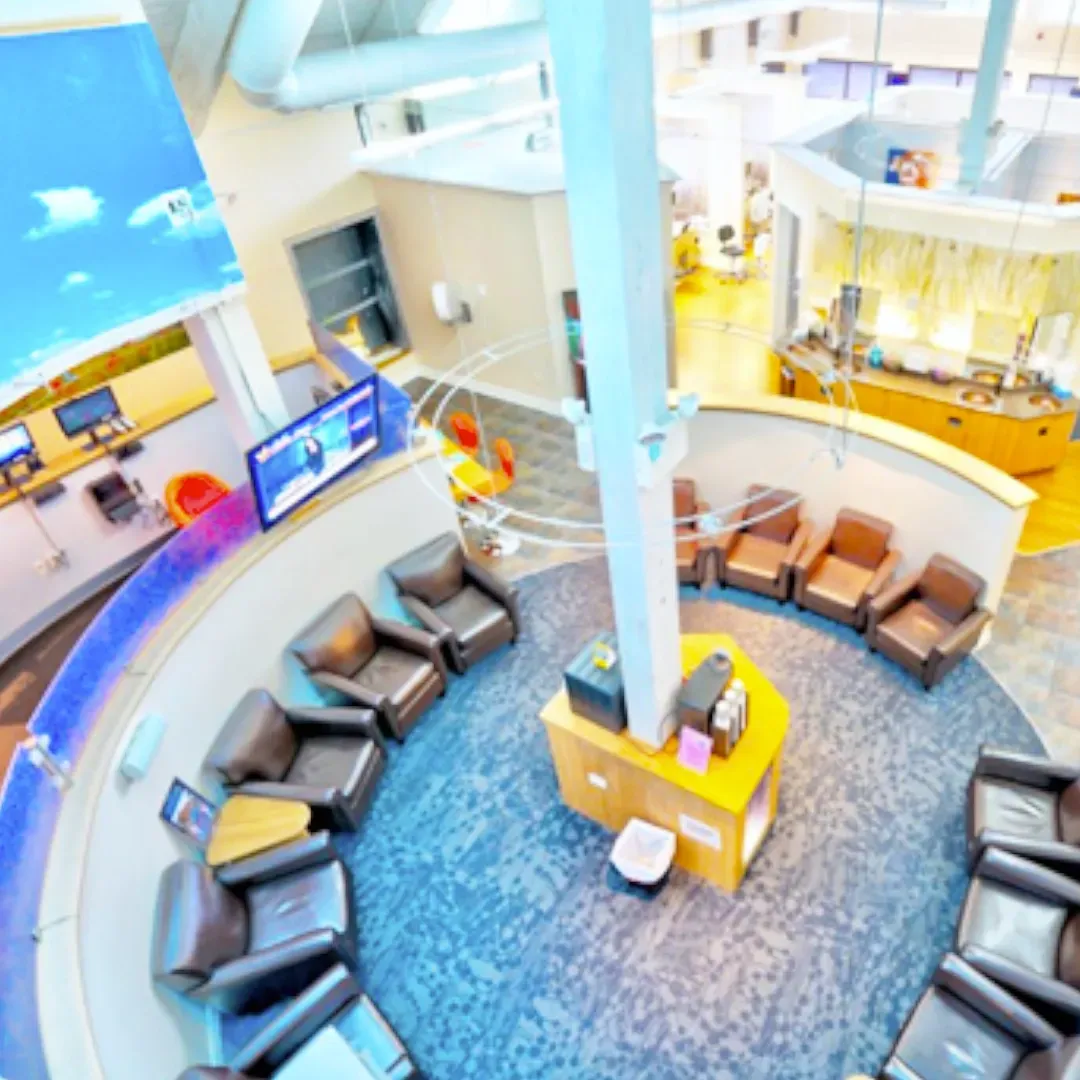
[225,558,1041,1080]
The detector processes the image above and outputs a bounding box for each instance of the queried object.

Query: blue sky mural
[0,23,243,404]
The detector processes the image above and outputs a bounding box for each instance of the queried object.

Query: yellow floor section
[673,268,779,396]
[1017,441,1080,555]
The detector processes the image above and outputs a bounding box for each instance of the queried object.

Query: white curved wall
[37,453,461,1080]
[685,407,1029,612]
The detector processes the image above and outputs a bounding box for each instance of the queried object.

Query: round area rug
[292,559,1043,1079]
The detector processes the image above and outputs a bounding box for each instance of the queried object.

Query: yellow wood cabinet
[1006,412,1075,475]
[850,382,887,418]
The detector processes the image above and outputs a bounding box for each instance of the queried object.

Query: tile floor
[404,376,1080,761]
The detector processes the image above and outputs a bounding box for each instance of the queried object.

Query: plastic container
[610,818,677,886]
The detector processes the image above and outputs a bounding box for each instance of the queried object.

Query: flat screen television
[0,423,34,469]
[54,385,121,439]
[246,376,380,531]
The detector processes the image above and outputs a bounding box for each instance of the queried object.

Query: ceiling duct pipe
[229,0,803,112]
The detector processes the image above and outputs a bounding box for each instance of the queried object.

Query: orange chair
[492,438,515,495]
[449,412,480,455]
[165,471,231,527]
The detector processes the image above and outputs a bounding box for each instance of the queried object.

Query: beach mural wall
[0,22,243,411]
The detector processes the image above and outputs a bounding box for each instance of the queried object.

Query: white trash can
[610,818,676,887]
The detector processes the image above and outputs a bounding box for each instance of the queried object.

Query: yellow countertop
[689,389,1038,511]
[541,634,789,815]
[783,339,1079,422]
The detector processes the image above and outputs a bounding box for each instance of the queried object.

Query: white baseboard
[387,362,564,417]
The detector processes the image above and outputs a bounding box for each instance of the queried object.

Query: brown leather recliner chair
[966,747,1080,873]
[792,508,901,630]
[387,531,520,674]
[957,849,1080,1032]
[878,952,1075,1080]
[715,485,811,601]
[153,832,356,1014]
[289,594,448,741]
[205,690,385,833]
[865,553,992,689]
[673,477,712,588]
[176,964,421,1079]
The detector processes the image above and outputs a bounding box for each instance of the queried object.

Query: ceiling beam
[169,0,244,137]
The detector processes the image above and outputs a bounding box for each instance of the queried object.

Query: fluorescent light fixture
[352,99,557,165]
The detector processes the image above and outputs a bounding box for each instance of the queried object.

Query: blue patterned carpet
[227,557,1043,1080]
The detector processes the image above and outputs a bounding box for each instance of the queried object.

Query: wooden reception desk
[541,634,788,892]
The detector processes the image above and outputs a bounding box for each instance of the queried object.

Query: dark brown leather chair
[176,964,421,1079]
[878,953,1073,1080]
[958,849,1080,1032]
[865,553,992,689]
[715,485,811,601]
[387,531,520,674]
[968,748,1080,874]
[152,832,356,1014]
[289,594,447,741]
[792,508,900,630]
[206,690,385,833]
[673,477,712,588]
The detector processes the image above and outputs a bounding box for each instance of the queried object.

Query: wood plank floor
[1018,441,1080,556]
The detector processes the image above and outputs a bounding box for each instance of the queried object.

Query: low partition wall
[685,395,1037,613]
[30,447,460,1080]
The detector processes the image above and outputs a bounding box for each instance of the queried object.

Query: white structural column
[706,97,745,265]
[185,298,290,451]
[958,0,1020,191]
[547,0,683,747]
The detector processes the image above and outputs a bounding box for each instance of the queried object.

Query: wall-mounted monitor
[54,386,121,439]
[246,376,380,531]
[0,423,34,470]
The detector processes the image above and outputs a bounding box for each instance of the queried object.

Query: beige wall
[369,175,562,401]
[372,175,677,404]
[197,80,379,359]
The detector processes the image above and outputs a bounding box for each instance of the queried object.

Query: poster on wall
[884,148,940,189]
[562,290,588,402]
[0,24,244,410]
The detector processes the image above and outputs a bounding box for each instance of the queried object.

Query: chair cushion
[806,555,874,612]
[290,594,377,679]
[1014,1040,1080,1080]
[744,485,800,544]
[919,554,985,625]
[727,533,787,582]
[207,689,297,785]
[387,532,466,608]
[890,986,1026,1080]
[1060,914,1080,989]
[877,601,953,664]
[1059,781,1080,846]
[153,862,248,990]
[957,878,1066,980]
[287,737,381,796]
[831,508,892,570]
[673,477,697,521]
[970,778,1060,845]
[353,646,435,708]
[247,861,350,954]
[435,585,513,651]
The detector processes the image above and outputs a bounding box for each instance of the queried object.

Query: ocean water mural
[0,23,243,409]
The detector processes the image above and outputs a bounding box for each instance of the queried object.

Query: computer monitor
[246,375,380,532]
[0,423,34,470]
[54,386,121,440]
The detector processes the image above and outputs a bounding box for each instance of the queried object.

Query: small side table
[205,795,311,868]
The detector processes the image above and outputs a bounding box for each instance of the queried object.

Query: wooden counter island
[784,340,1078,477]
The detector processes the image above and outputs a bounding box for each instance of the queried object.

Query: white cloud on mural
[24,187,104,240]
[92,289,115,300]
[127,181,224,241]
[61,270,92,291]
